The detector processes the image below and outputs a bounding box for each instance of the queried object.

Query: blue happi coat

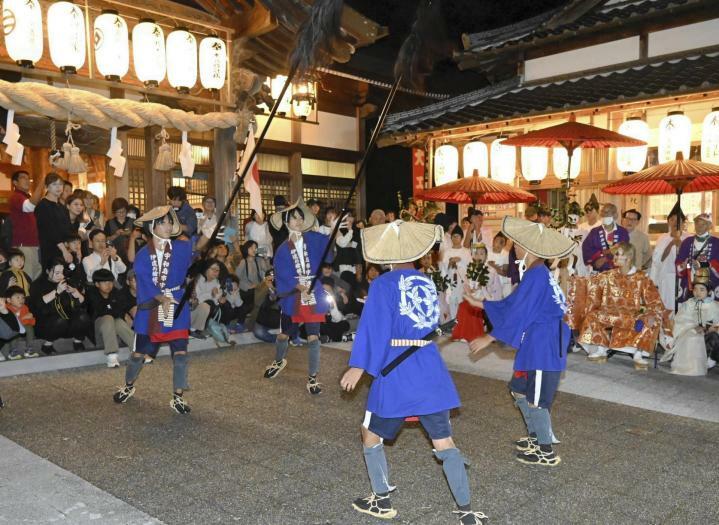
[484,263,570,372]
[134,239,192,335]
[349,269,461,418]
[274,231,331,317]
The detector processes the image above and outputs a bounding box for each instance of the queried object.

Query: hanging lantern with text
[520,147,548,184]
[658,111,692,164]
[490,139,516,184]
[199,36,226,90]
[291,81,317,119]
[2,0,43,67]
[553,147,581,180]
[132,19,165,87]
[463,141,488,178]
[616,117,650,172]
[167,28,197,94]
[270,75,292,115]
[48,1,86,74]
[701,108,719,166]
[434,144,459,186]
[93,10,129,81]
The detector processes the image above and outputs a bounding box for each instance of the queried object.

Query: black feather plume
[394,0,451,91]
[289,0,345,78]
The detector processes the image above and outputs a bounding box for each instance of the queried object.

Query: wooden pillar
[356,107,367,218]
[289,151,302,202]
[212,127,236,210]
[144,126,165,208]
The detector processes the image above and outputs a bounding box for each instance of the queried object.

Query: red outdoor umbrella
[420,169,536,206]
[602,152,719,311]
[502,114,646,190]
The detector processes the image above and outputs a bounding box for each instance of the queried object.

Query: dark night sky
[355,1,570,215]
[344,0,568,94]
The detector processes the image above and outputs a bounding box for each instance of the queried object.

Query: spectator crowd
[0,169,716,378]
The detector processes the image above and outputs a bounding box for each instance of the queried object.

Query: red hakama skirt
[452,301,486,341]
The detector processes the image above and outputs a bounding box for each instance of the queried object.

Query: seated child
[662,268,719,375]
[0,249,32,296]
[4,286,38,360]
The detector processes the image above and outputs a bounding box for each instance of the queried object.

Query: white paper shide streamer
[179,131,195,178]
[106,127,126,177]
[2,110,24,165]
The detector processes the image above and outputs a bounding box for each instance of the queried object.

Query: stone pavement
[0,343,718,524]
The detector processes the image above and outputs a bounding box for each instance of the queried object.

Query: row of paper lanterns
[434,140,580,186]
[2,0,227,91]
[435,109,719,186]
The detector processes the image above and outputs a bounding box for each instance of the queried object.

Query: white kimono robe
[650,233,689,311]
[440,247,472,319]
[663,297,719,376]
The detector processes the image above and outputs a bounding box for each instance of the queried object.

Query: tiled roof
[463,0,696,54]
[383,51,719,136]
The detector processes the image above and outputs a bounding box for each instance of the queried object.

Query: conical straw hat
[134,205,182,237]
[501,216,575,259]
[269,197,317,232]
[361,220,443,264]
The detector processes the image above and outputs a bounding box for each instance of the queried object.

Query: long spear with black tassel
[174,0,347,318]
[300,0,451,297]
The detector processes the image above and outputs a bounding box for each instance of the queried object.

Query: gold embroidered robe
[578,269,666,353]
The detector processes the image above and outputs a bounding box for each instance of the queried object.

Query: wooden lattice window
[127,161,146,212]
[302,175,357,214]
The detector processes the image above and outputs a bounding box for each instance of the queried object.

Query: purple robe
[675,235,719,303]
[582,225,629,272]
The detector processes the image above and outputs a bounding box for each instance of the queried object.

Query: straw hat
[361,220,443,264]
[501,216,575,259]
[134,205,182,237]
[269,197,317,232]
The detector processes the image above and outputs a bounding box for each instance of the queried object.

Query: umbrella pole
[675,189,683,314]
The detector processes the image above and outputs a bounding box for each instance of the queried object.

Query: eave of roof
[458,0,709,65]
[382,47,719,141]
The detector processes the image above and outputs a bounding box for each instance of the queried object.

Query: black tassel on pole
[175,1,347,318]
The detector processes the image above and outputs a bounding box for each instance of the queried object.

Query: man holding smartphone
[82,230,127,284]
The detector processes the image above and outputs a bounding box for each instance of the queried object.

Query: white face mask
[602,216,614,226]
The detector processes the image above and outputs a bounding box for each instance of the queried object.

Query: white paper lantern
[93,10,129,81]
[701,108,719,166]
[490,139,516,184]
[2,0,43,67]
[270,75,292,115]
[132,19,165,87]
[463,141,488,178]
[48,1,86,74]
[434,144,459,186]
[616,117,650,172]
[291,81,317,119]
[199,36,226,90]
[520,147,548,183]
[167,28,197,93]
[659,111,692,163]
[553,147,581,180]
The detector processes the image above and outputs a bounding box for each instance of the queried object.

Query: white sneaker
[106,353,120,368]
[708,357,717,369]
[0,353,5,362]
